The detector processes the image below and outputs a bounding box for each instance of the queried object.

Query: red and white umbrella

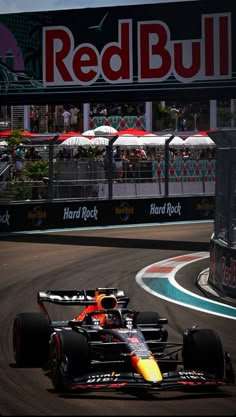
[113,134,143,148]
[56,131,81,141]
[59,136,92,147]
[117,128,153,137]
[94,125,118,136]
[169,136,185,149]
[90,136,110,147]
[82,129,95,138]
[192,129,216,137]
[0,130,39,138]
[184,135,215,149]
[45,131,81,142]
[141,134,170,148]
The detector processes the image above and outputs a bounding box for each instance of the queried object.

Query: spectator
[170,104,179,130]
[55,108,64,132]
[0,150,10,162]
[14,144,25,177]
[34,107,41,133]
[70,106,80,130]
[30,106,35,132]
[58,147,71,160]
[113,146,123,181]
[177,105,185,130]
[46,109,54,133]
[62,109,71,132]
[128,149,140,180]
[25,146,41,160]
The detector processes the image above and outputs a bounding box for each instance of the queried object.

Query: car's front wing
[68,370,227,392]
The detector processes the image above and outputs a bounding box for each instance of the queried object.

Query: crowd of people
[24,100,207,136]
[0,144,42,178]
[53,106,80,133]
[53,143,216,183]
[90,102,144,117]
[0,135,216,186]
[29,105,81,134]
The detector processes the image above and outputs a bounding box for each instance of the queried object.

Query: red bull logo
[43,13,231,86]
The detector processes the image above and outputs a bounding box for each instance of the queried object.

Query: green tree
[23,160,49,180]
[153,102,172,130]
[6,129,27,151]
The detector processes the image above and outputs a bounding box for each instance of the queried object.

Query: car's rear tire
[182,328,225,379]
[49,330,89,392]
[13,312,51,367]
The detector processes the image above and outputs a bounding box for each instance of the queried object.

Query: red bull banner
[0,0,235,104]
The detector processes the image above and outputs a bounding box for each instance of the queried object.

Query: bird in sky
[88,12,108,31]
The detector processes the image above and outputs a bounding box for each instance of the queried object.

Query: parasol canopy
[94,125,118,136]
[90,136,110,147]
[82,129,96,138]
[59,136,92,147]
[169,136,186,149]
[113,134,143,148]
[117,128,153,136]
[184,135,216,149]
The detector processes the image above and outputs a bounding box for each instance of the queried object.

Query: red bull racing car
[13,287,235,394]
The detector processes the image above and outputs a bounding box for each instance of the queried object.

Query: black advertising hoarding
[0,0,235,104]
[209,238,236,299]
[0,196,214,233]
[112,196,215,225]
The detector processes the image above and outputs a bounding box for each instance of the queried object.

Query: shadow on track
[53,389,231,401]
[0,233,210,252]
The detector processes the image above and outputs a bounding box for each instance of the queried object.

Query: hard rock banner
[0,0,235,104]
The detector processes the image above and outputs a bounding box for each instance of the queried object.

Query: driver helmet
[104,314,120,328]
[96,294,118,310]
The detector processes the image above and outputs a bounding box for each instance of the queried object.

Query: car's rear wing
[37,288,130,308]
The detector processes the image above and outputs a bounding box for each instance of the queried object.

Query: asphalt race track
[0,222,236,416]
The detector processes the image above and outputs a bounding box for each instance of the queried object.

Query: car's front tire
[182,328,225,379]
[49,330,89,392]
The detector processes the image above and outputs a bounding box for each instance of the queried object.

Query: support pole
[47,135,59,200]
[108,135,119,200]
[164,135,174,197]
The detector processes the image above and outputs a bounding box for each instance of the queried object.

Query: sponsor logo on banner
[150,202,181,216]
[222,256,236,288]
[63,206,98,221]
[115,201,134,222]
[27,206,47,227]
[0,210,10,226]
[196,198,214,216]
[43,13,231,87]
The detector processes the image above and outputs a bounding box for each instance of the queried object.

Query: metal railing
[0,156,216,202]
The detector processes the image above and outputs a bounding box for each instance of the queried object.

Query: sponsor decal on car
[178,370,206,380]
[86,373,121,383]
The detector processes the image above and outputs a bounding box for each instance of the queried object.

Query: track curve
[0,222,236,416]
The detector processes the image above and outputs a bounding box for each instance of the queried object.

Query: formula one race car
[12,287,235,394]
